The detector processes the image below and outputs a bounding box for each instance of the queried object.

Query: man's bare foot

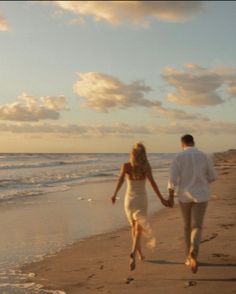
[130,253,136,271]
[189,252,198,273]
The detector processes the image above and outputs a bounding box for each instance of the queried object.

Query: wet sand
[22,150,236,294]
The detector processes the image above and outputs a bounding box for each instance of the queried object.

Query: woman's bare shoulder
[121,162,132,175]
[123,162,131,170]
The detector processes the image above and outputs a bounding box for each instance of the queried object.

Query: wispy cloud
[155,105,209,121]
[0,11,10,31]
[216,66,236,97]
[163,64,236,107]
[52,1,204,26]
[0,93,68,122]
[1,121,235,137]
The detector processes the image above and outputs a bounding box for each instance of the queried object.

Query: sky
[0,1,235,153]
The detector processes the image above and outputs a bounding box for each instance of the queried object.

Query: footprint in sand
[219,223,235,229]
[201,233,218,244]
[77,197,85,200]
[184,281,197,288]
[125,277,134,284]
[87,274,95,280]
[96,286,105,290]
[220,172,229,175]
[212,253,229,258]
[109,235,120,239]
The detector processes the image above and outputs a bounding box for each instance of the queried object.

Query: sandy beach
[22,150,236,294]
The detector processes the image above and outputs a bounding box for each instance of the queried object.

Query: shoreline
[21,150,236,293]
[0,170,166,292]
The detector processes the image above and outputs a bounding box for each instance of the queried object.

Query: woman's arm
[111,163,126,204]
[146,164,169,207]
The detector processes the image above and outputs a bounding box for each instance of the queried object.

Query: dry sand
[22,150,236,294]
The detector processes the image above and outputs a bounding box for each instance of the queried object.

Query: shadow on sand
[145,259,236,268]
[145,260,236,283]
[173,278,236,282]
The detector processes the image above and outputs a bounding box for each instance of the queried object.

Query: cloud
[156,121,236,135]
[41,96,68,111]
[73,71,210,122]
[74,67,236,113]
[155,105,209,121]
[163,64,224,106]
[0,11,10,31]
[199,121,236,135]
[73,72,160,112]
[52,1,204,26]
[218,67,236,97]
[0,120,235,137]
[227,79,236,96]
[0,122,152,137]
[163,64,236,107]
[0,92,68,122]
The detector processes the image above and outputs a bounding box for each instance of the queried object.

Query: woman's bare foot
[130,253,136,271]
[189,252,198,273]
[185,256,191,266]
[138,251,145,261]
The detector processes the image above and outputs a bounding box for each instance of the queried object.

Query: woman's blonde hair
[129,142,149,179]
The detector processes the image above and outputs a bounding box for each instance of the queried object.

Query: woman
[111,142,169,271]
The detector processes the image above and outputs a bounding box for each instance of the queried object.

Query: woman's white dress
[124,178,156,248]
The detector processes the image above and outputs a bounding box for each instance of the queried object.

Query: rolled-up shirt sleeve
[206,156,217,183]
[168,157,180,190]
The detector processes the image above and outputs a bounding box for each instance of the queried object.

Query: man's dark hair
[181,134,195,146]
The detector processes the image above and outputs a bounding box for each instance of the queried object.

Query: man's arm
[167,157,180,207]
[146,164,169,207]
[111,163,126,204]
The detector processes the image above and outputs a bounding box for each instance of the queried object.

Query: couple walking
[111,134,217,273]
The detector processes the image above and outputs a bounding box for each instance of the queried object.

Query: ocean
[0,153,174,202]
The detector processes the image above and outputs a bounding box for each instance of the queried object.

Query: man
[168,134,217,273]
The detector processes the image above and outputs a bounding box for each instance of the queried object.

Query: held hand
[160,197,170,207]
[111,195,116,204]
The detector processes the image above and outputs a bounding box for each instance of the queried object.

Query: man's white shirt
[168,147,217,203]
